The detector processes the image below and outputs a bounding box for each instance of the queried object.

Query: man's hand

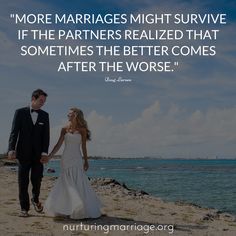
[8,151,16,160]
[40,155,50,164]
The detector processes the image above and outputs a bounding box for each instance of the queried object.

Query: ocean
[44,158,236,215]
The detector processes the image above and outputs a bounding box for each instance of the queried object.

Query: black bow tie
[31,109,39,113]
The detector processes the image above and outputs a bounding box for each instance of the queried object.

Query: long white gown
[44,132,102,219]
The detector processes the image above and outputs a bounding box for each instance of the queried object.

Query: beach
[0,160,236,236]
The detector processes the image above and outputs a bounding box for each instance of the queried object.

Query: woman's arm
[48,128,66,158]
[81,128,89,171]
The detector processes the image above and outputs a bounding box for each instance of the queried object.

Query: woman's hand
[40,155,50,164]
[83,160,89,171]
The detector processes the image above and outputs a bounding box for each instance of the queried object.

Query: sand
[0,159,236,236]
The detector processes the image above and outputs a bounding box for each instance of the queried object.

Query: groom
[8,89,50,217]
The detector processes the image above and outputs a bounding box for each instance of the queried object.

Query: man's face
[31,95,46,109]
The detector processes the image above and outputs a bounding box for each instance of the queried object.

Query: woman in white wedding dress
[44,108,102,219]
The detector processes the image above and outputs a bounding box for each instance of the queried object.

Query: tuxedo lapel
[25,107,34,127]
[35,111,41,126]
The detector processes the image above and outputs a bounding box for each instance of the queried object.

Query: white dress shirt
[30,106,38,125]
[30,107,47,156]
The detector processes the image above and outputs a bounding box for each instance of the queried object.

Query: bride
[44,107,102,219]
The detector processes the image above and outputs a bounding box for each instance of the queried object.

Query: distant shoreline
[1,154,236,161]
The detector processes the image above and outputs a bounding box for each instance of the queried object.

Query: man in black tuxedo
[8,89,50,217]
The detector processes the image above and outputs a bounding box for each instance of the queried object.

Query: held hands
[8,151,16,160]
[40,155,50,164]
[83,159,89,171]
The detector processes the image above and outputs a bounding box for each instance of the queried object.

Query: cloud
[85,101,236,158]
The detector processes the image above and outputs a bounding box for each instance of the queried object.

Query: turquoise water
[44,158,236,215]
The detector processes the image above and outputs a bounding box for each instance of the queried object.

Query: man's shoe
[31,198,43,213]
[19,210,29,217]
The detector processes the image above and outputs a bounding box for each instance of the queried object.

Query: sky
[0,0,236,158]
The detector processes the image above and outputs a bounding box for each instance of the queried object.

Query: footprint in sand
[4,200,15,205]
[31,222,44,229]
[7,212,21,216]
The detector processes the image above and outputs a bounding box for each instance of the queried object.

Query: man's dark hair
[32,89,48,99]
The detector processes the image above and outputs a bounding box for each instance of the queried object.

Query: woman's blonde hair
[69,107,91,140]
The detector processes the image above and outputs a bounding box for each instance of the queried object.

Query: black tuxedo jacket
[8,107,50,162]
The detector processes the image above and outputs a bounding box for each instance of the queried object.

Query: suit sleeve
[8,110,21,152]
[42,113,50,154]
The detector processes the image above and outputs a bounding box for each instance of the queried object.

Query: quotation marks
[9,13,223,74]
[173,62,179,71]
